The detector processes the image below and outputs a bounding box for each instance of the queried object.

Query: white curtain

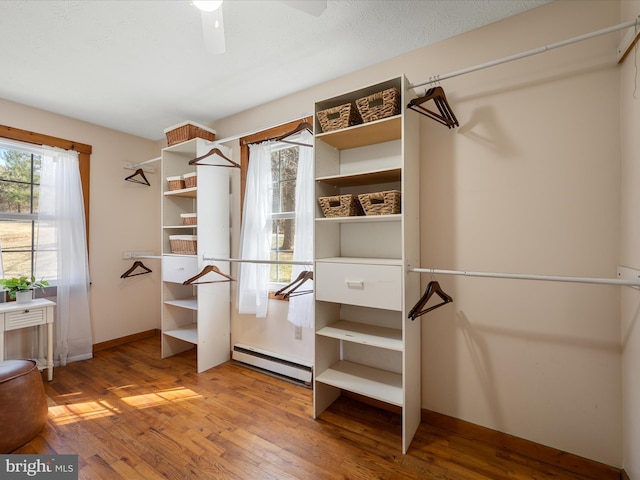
[237,141,273,317]
[288,131,314,328]
[37,146,92,366]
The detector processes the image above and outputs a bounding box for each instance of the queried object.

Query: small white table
[0,298,55,381]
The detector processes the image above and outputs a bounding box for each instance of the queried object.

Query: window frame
[0,125,91,284]
[239,117,312,296]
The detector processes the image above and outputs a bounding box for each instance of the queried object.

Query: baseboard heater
[232,343,313,387]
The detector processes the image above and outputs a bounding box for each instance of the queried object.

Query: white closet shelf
[316,320,402,351]
[163,326,198,344]
[164,297,198,310]
[316,257,402,266]
[315,361,403,406]
[316,214,401,224]
[163,225,198,229]
[316,115,401,150]
[164,187,197,198]
[316,168,401,187]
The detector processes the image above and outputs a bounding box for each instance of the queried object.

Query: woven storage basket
[356,88,400,123]
[358,190,401,215]
[164,121,216,146]
[319,194,364,218]
[183,172,197,188]
[180,213,197,226]
[316,103,361,133]
[169,235,197,255]
[167,176,185,191]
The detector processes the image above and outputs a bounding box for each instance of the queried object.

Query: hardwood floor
[16,335,616,479]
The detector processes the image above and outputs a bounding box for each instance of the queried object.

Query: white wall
[620,0,640,476]
[0,98,161,345]
[213,0,623,467]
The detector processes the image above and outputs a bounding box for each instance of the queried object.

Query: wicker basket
[358,190,401,215]
[180,213,197,226]
[167,176,185,191]
[169,235,197,255]
[319,194,364,218]
[183,172,197,188]
[164,121,216,146]
[316,103,361,133]
[356,88,400,123]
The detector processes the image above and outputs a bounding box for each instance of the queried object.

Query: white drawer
[5,308,45,331]
[315,261,402,311]
[163,255,199,284]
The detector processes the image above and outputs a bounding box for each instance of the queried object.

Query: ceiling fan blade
[201,9,225,54]
[279,0,326,17]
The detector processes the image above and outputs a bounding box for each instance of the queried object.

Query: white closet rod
[409,267,640,287]
[203,256,312,266]
[130,156,161,168]
[409,16,640,89]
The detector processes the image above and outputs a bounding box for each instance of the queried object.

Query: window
[270,144,298,284]
[0,142,41,277]
[240,117,311,290]
[0,125,91,282]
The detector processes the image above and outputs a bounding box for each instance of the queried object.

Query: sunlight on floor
[48,387,202,425]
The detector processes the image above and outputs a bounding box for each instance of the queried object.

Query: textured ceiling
[0,0,550,140]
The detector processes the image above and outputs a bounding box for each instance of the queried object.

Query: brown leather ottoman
[0,359,48,453]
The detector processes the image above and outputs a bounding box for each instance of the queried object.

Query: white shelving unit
[160,138,232,373]
[313,76,421,453]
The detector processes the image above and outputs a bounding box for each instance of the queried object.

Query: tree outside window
[0,146,41,278]
[270,145,298,284]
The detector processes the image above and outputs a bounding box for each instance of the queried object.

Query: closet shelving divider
[313,75,421,453]
[161,138,231,373]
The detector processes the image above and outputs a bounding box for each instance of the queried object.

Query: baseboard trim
[421,409,621,480]
[93,329,159,352]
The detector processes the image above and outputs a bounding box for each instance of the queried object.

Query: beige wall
[0,98,161,345]
[620,0,640,477]
[213,0,624,467]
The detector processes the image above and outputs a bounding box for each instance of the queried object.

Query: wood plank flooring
[15,335,616,479]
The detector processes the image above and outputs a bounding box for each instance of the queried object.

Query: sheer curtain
[287,131,314,328]
[37,146,92,366]
[237,141,273,317]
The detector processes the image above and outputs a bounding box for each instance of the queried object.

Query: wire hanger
[407,86,459,128]
[273,121,313,148]
[182,265,235,285]
[188,147,240,168]
[408,280,453,320]
[274,270,313,299]
[120,260,153,278]
[124,168,151,186]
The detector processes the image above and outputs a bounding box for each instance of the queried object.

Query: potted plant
[0,276,49,303]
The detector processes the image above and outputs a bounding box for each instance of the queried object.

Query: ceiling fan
[191,1,327,54]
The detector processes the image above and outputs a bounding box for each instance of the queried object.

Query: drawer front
[315,262,402,311]
[163,255,199,284]
[5,308,45,331]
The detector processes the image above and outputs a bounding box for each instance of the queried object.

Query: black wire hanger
[120,260,153,278]
[124,168,151,186]
[182,265,235,285]
[274,270,313,299]
[407,86,459,129]
[188,147,240,168]
[273,121,314,148]
[408,280,453,320]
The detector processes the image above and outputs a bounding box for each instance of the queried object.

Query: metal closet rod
[202,256,313,266]
[409,268,640,287]
[409,15,640,89]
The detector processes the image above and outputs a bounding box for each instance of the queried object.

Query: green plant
[0,276,49,299]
